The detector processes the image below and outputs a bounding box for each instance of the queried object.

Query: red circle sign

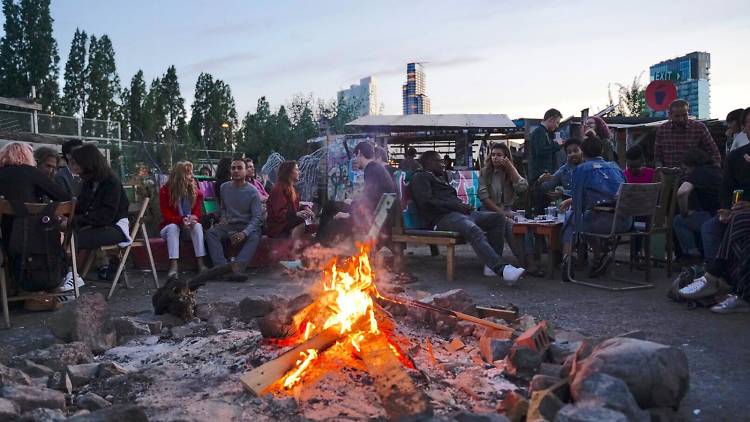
[645,81,677,112]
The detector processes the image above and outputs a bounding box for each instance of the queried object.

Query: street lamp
[221,122,234,153]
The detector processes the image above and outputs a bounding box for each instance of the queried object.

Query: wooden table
[511,220,563,279]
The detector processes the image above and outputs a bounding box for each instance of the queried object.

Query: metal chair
[80,198,159,300]
[0,199,79,328]
[565,183,661,291]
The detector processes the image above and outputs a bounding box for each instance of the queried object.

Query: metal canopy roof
[346,114,516,130]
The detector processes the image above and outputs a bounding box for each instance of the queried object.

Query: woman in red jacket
[266,161,313,252]
[159,161,207,277]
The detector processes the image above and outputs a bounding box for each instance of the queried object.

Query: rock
[15,342,93,373]
[12,359,55,378]
[112,317,151,342]
[1,385,66,411]
[67,363,101,387]
[75,392,111,411]
[453,412,511,422]
[554,402,628,422]
[423,289,477,315]
[530,374,561,392]
[454,321,475,337]
[170,320,210,340]
[528,388,564,421]
[499,391,528,422]
[18,407,67,422]
[538,362,564,378]
[257,294,313,338]
[648,407,681,422]
[145,320,162,335]
[239,296,278,319]
[0,328,60,366]
[572,338,689,409]
[506,346,543,377]
[0,363,32,387]
[97,362,128,379]
[480,337,513,363]
[571,373,649,422]
[67,404,148,422]
[195,301,238,320]
[549,341,582,364]
[47,292,116,354]
[0,397,19,420]
[46,372,73,395]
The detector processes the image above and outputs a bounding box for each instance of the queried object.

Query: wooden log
[359,334,433,421]
[476,305,519,322]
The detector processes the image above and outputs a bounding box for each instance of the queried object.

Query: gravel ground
[2,244,748,421]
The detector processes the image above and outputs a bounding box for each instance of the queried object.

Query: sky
[22,0,750,119]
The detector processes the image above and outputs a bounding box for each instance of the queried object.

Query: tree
[142,77,164,141]
[159,65,188,146]
[85,34,121,120]
[613,73,647,117]
[61,28,88,115]
[125,70,147,140]
[0,0,25,98]
[190,72,237,151]
[240,96,272,162]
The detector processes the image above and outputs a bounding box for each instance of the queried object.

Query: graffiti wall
[326,138,364,202]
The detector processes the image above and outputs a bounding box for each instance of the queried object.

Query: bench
[390,170,481,282]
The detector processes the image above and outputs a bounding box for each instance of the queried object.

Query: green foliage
[61,28,88,115]
[0,0,60,111]
[189,72,237,151]
[124,70,147,140]
[613,73,647,117]
[85,34,121,120]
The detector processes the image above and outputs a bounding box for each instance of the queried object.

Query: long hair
[166,161,196,208]
[276,160,298,203]
[481,143,512,185]
[215,157,232,185]
[70,144,112,182]
[582,116,611,140]
[0,142,35,167]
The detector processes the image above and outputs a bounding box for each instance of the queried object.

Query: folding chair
[80,197,159,300]
[0,199,79,328]
[565,183,661,291]
[649,168,680,277]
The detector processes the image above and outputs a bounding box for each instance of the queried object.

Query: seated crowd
[1,99,748,316]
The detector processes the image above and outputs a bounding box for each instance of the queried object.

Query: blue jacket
[571,157,625,230]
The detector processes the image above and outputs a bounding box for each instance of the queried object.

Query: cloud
[187,51,259,73]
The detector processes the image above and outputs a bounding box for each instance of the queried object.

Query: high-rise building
[337,76,378,117]
[649,51,711,119]
[402,62,430,115]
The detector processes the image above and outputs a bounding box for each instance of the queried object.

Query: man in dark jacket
[409,151,525,285]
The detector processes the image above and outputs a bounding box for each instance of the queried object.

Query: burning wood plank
[359,334,433,421]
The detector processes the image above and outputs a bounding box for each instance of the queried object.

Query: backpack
[7,201,66,292]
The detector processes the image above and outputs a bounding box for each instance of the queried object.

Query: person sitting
[321,142,396,246]
[266,161,314,256]
[582,116,616,162]
[54,138,83,196]
[159,161,208,278]
[724,107,749,154]
[206,159,263,281]
[245,158,269,202]
[34,147,59,179]
[539,138,583,194]
[213,157,232,204]
[478,143,541,276]
[560,136,630,278]
[398,146,421,173]
[673,149,722,264]
[410,150,525,285]
[199,166,212,177]
[623,144,654,184]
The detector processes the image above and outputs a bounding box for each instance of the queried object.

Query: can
[733,189,743,204]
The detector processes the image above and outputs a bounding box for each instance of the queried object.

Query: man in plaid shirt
[654,100,721,168]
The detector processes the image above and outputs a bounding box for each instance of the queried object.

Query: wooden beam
[0,96,42,111]
[476,306,519,322]
[359,334,432,421]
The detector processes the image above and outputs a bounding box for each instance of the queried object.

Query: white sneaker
[710,295,750,314]
[501,265,525,286]
[483,265,497,277]
[55,271,85,292]
[679,275,717,299]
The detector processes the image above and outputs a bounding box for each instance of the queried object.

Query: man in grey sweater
[206,159,263,281]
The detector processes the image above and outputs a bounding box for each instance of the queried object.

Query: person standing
[206,159,263,281]
[55,138,83,196]
[529,108,564,181]
[159,161,208,277]
[654,99,721,168]
[398,147,421,173]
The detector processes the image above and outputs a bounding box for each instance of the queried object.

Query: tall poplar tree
[85,34,121,120]
[61,28,88,115]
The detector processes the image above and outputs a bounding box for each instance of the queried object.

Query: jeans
[159,223,206,260]
[435,211,507,272]
[206,223,261,271]
[700,216,726,263]
[504,219,535,259]
[672,211,711,257]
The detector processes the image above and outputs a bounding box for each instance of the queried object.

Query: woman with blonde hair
[159,161,207,277]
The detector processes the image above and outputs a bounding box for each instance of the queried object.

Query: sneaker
[501,265,525,286]
[710,295,750,314]
[483,265,497,277]
[55,272,85,292]
[679,275,719,299]
[589,254,613,278]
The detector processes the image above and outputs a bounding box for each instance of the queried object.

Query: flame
[282,349,318,389]
[303,322,315,341]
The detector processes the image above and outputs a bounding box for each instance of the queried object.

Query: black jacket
[75,174,129,228]
[0,165,70,203]
[721,143,750,209]
[409,169,466,228]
